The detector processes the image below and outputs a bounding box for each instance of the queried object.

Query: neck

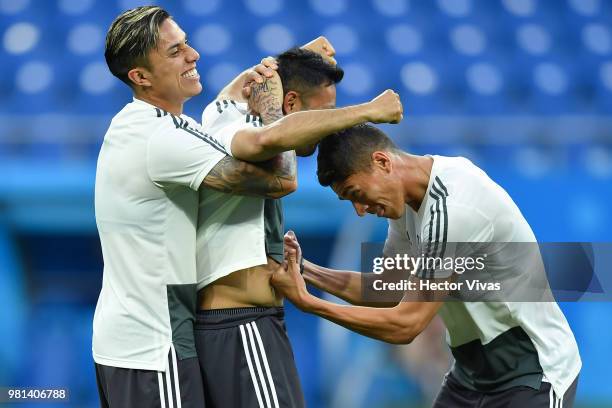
[397,153,433,212]
[134,91,183,116]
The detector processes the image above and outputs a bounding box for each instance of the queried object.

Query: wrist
[349,103,373,124]
[298,290,315,312]
[302,260,316,283]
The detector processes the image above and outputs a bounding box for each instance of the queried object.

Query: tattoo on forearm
[250,76,284,124]
[203,155,294,197]
[261,149,297,184]
[205,73,297,197]
[249,74,297,189]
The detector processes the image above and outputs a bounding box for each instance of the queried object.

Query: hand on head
[243,33,338,99]
[242,57,279,98]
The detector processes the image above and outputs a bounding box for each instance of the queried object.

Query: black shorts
[195,306,305,408]
[95,346,205,408]
[433,372,579,408]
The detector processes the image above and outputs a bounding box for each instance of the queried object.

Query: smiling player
[272,124,581,408]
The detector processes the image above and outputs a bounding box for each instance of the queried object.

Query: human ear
[127,68,152,88]
[283,91,302,113]
[371,151,392,173]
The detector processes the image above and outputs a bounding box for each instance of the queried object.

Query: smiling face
[132,18,201,112]
[331,152,407,220]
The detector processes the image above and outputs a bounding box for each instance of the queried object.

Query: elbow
[387,328,417,345]
[268,178,297,199]
[233,123,289,162]
[381,323,417,344]
[381,312,424,345]
[286,179,298,194]
[254,127,283,155]
[233,129,279,162]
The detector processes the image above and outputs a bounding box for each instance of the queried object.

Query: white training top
[384,155,581,396]
[93,98,226,371]
[196,100,267,289]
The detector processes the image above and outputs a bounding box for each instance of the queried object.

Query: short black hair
[317,124,398,186]
[276,47,344,97]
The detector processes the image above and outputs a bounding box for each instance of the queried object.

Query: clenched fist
[365,89,404,124]
[301,36,337,66]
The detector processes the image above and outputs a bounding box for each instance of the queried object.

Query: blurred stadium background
[1,0,611,407]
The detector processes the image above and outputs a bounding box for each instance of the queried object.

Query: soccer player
[194,44,403,407]
[94,6,401,407]
[272,124,581,407]
[93,6,300,408]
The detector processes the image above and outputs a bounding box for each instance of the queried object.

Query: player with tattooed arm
[194,38,402,407]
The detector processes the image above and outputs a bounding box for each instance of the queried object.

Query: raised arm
[231,75,403,162]
[216,36,335,102]
[216,58,278,102]
[201,76,296,198]
[301,36,337,66]
[213,36,402,163]
[253,74,298,194]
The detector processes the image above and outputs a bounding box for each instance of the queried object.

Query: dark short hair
[317,124,398,186]
[105,6,170,87]
[276,48,344,97]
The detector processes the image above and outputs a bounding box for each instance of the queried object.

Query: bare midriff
[198,257,283,310]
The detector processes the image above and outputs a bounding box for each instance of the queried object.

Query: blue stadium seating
[1,1,611,407]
